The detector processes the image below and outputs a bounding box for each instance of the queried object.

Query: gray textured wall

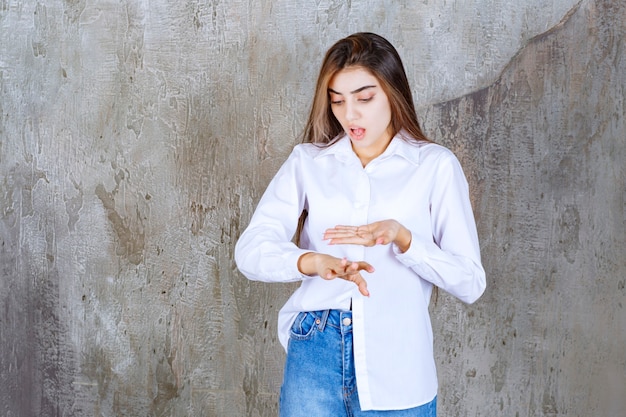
[1,0,624,416]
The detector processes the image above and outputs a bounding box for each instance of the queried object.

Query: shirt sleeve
[234,148,311,283]
[394,152,486,303]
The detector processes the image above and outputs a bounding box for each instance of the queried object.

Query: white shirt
[235,133,486,411]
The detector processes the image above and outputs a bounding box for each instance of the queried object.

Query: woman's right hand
[297,252,374,297]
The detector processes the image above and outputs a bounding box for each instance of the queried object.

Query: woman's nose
[345,103,359,121]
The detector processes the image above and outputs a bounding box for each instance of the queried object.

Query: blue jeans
[280,310,437,417]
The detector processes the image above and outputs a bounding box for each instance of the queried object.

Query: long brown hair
[301,32,431,145]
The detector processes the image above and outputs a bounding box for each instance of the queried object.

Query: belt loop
[316,309,331,331]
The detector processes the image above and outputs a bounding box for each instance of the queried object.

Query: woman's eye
[330,100,344,105]
[358,97,373,103]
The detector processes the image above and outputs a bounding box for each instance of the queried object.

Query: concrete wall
[1,0,624,416]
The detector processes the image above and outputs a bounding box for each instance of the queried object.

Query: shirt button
[342,317,352,326]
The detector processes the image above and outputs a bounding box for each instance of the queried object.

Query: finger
[323,269,335,280]
[323,229,358,240]
[326,235,373,246]
[357,280,370,297]
[322,259,374,280]
[355,261,375,273]
[325,225,360,234]
[344,272,370,297]
[324,225,352,233]
[323,258,351,279]
[332,225,357,231]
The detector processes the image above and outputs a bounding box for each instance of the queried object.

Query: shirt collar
[381,131,422,166]
[313,135,355,164]
[314,130,422,166]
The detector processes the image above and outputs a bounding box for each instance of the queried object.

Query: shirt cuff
[285,248,316,281]
[392,237,436,268]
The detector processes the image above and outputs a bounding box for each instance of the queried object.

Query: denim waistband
[308,309,352,332]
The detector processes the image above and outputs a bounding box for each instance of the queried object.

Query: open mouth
[350,127,365,140]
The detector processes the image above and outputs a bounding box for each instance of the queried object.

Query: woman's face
[328,67,393,165]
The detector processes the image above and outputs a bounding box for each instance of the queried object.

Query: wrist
[297,252,318,276]
[394,225,412,253]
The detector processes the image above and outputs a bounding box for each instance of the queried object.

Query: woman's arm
[234,149,310,283]
[235,146,375,296]
[324,153,486,304]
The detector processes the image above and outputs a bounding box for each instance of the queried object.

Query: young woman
[235,32,486,416]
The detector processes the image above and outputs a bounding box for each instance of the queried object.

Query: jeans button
[342,317,352,326]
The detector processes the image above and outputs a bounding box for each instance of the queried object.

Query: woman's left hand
[323,220,412,253]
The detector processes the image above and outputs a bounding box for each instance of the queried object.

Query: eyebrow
[327,85,377,95]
